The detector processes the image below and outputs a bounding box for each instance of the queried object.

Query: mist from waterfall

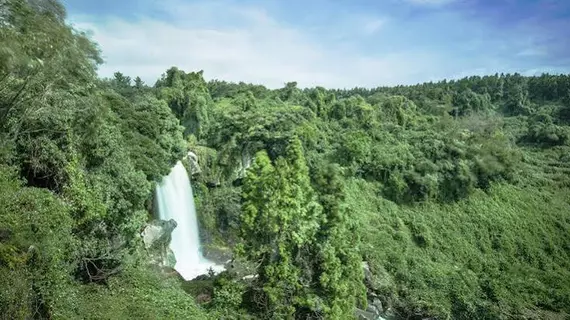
[155,161,224,280]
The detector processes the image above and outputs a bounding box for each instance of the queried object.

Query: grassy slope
[347,176,570,319]
[74,267,209,320]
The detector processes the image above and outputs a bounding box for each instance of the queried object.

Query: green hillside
[1,1,570,319]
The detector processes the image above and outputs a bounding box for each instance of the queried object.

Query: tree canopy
[1,1,570,319]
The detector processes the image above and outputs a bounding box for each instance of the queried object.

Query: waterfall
[155,161,224,280]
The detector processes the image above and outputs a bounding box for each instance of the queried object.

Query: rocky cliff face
[141,219,178,269]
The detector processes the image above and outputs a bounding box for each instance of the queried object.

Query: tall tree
[309,163,366,318]
[239,138,323,318]
[156,67,211,139]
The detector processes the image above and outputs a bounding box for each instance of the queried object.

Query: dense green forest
[1,0,570,319]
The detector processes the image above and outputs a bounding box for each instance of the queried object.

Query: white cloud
[522,66,567,76]
[362,17,388,35]
[69,1,447,88]
[404,0,457,5]
[516,47,547,57]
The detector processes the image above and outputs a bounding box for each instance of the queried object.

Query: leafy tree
[238,138,323,318]
[278,81,304,104]
[0,165,77,319]
[451,89,492,117]
[308,163,367,318]
[0,2,197,318]
[3,1,570,319]
[156,68,212,139]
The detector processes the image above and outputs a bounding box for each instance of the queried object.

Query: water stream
[155,161,224,280]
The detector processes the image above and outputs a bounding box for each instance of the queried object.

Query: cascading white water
[155,161,224,280]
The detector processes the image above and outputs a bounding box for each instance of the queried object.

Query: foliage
[74,266,208,320]
[197,71,570,319]
[235,138,368,319]
[196,185,242,245]
[309,163,367,318]
[0,1,193,319]
[0,165,77,319]
[238,142,321,318]
[156,68,212,139]
[350,180,570,319]
[2,1,570,319]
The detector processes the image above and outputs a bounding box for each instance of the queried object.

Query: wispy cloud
[70,1,437,88]
[404,0,457,6]
[362,17,388,35]
[516,47,548,57]
[67,0,570,88]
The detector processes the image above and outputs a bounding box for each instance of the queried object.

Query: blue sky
[63,0,570,88]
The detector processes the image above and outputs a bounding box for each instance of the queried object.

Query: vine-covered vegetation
[194,72,570,319]
[1,1,570,319]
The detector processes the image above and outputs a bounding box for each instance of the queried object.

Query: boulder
[357,296,388,320]
[141,219,178,269]
[366,298,383,315]
[185,151,201,175]
[142,219,177,249]
[382,307,398,320]
[362,261,399,320]
[355,308,387,320]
